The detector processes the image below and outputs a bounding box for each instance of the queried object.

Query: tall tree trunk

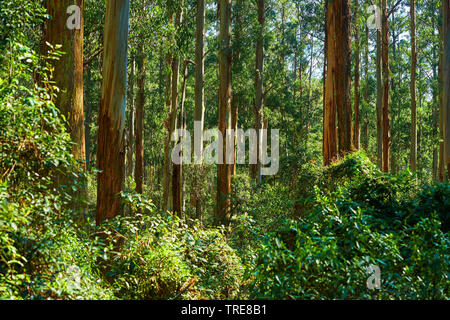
[96,0,130,225]
[336,0,353,156]
[363,23,370,152]
[253,0,265,183]
[135,42,145,194]
[439,2,445,182]
[162,11,176,212]
[217,0,232,224]
[433,15,439,182]
[41,0,86,185]
[410,0,417,172]
[127,56,135,179]
[173,61,188,217]
[376,25,383,169]
[353,0,361,150]
[306,37,314,147]
[194,0,206,216]
[170,4,184,214]
[381,0,390,173]
[323,0,337,166]
[231,0,243,177]
[444,0,450,179]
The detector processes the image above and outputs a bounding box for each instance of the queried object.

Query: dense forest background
[0,0,449,300]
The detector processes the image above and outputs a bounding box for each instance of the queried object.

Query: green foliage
[251,153,449,299]
[107,197,245,300]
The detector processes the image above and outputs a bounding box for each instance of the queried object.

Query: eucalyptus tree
[96,0,130,225]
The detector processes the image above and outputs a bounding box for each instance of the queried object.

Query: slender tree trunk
[381,0,390,173]
[194,0,206,216]
[410,0,417,172]
[162,11,176,212]
[173,61,188,217]
[444,0,450,179]
[96,0,130,225]
[253,0,265,183]
[353,0,361,150]
[363,23,370,152]
[336,0,353,156]
[439,2,445,182]
[306,37,314,147]
[127,56,135,179]
[217,0,232,224]
[323,0,337,166]
[376,26,383,169]
[433,16,439,182]
[231,0,243,177]
[135,42,145,194]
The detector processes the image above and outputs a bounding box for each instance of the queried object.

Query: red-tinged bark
[217,0,232,224]
[96,0,130,225]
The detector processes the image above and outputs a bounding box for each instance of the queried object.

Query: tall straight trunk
[409,0,417,172]
[162,11,176,212]
[323,0,337,166]
[444,0,450,179]
[353,0,361,150]
[433,16,439,182]
[194,0,206,215]
[306,38,314,147]
[322,0,328,159]
[96,0,130,225]
[376,27,383,169]
[170,4,183,213]
[41,0,86,170]
[135,42,145,194]
[253,0,265,183]
[324,0,352,165]
[439,2,445,182]
[381,0,390,173]
[231,0,243,177]
[173,61,188,217]
[127,56,135,179]
[363,23,370,152]
[335,0,353,156]
[217,0,232,224]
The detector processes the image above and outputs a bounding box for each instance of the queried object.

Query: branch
[388,0,403,18]
[84,48,103,67]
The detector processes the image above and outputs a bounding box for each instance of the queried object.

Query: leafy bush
[251,153,449,299]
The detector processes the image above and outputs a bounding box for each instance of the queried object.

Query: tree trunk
[42,0,86,167]
[323,0,337,166]
[432,15,439,182]
[135,41,145,194]
[194,0,206,215]
[217,0,232,224]
[439,2,445,182]
[162,11,176,212]
[444,0,450,179]
[353,0,361,150]
[253,0,265,183]
[381,0,390,173]
[410,0,417,172]
[127,56,135,179]
[376,26,383,169]
[363,23,370,152]
[335,0,353,156]
[96,0,130,225]
[173,61,188,217]
[231,0,244,177]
